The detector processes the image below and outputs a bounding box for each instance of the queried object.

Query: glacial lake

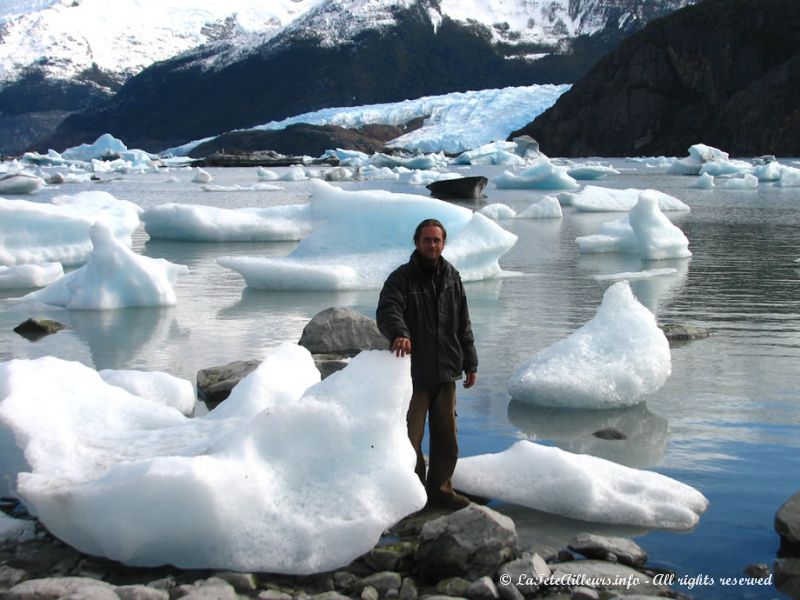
[1,160,799,599]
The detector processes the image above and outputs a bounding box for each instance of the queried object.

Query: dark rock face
[298,307,389,357]
[188,122,422,159]
[426,177,488,200]
[513,0,800,157]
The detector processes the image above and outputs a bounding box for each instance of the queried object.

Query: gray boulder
[550,561,667,595]
[659,323,710,342]
[776,490,800,555]
[13,318,65,341]
[775,557,800,600]
[4,576,116,600]
[196,359,259,408]
[299,307,389,356]
[416,504,519,581]
[426,177,488,200]
[567,533,648,567]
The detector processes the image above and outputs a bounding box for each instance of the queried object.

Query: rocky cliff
[512,0,800,157]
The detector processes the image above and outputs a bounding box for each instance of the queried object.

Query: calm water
[1,161,799,598]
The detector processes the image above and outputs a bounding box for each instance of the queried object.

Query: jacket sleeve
[457,278,478,373]
[376,270,410,343]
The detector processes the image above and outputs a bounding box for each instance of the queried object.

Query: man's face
[415,225,445,262]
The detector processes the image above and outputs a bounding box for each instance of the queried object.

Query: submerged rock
[659,323,710,342]
[567,533,647,567]
[12,318,65,341]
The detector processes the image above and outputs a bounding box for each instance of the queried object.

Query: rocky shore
[5,309,799,599]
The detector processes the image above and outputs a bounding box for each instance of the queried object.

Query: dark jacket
[376,250,478,386]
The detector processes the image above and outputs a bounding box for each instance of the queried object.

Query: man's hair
[414,218,447,243]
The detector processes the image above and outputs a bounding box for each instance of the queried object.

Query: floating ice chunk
[508,281,671,408]
[201,183,283,192]
[0,192,142,267]
[776,165,800,187]
[99,369,196,416]
[218,180,517,290]
[576,191,691,260]
[191,168,213,184]
[495,159,579,190]
[668,143,729,175]
[699,159,753,177]
[453,141,527,166]
[0,345,425,572]
[572,186,690,212]
[62,134,127,162]
[592,268,677,281]
[517,195,563,219]
[0,263,64,289]
[21,222,188,310]
[691,173,715,189]
[397,169,461,186]
[753,161,782,182]
[142,203,311,242]
[716,173,758,189]
[0,173,45,194]
[479,203,517,220]
[453,440,708,530]
[567,164,620,180]
[257,167,280,181]
[279,166,308,181]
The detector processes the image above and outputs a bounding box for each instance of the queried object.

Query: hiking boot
[427,491,471,510]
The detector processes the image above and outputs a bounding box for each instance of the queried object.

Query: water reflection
[507,400,669,468]
[68,307,179,370]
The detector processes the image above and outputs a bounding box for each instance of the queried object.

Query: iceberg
[0,262,63,289]
[495,159,579,191]
[0,173,45,194]
[508,281,671,409]
[517,196,563,219]
[0,345,425,572]
[218,180,517,290]
[453,441,707,530]
[572,186,690,213]
[576,191,692,260]
[21,222,188,310]
[0,191,142,267]
[142,203,312,242]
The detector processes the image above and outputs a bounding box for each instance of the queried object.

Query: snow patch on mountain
[0,0,324,88]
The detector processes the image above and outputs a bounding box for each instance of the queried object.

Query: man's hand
[464,372,477,388]
[391,337,412,357]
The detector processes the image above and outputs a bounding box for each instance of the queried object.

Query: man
[376,218,477,509]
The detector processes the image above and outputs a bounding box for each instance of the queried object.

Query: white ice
[218,180,517,290]
[508,281,672,408]
[495,159,580,190]
[592,268,678,282]
[0,191,142,267]
[566,164,620,180]
[452,141,528,166]
[479,203,517,220]
[202,183,283,192]
[21,222,188,310]
[0,262,63,289]
[141,203,312,242]
[99,369,196,416]
[517,195,563,219]
[576,191,692,260]
[691,173,715,189]
[191,168,213,184]
[0,173,45,194]
[0,345,425,573]
[572,186,690,213]
[453,440,708,530]
[716,174,759,190]
[667,143,730,175]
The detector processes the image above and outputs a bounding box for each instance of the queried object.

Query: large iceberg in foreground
[508,281,671,408]
[0,191,142,267]
[576,191,692,260]
[453,441,707,530]
[218,180,517,290]
[22,223,188,310]
[0,346,425,573]
[142,203,312,242]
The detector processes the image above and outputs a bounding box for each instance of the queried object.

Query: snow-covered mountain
[3,0,696,155]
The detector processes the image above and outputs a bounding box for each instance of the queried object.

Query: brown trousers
[406,381,458,499]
